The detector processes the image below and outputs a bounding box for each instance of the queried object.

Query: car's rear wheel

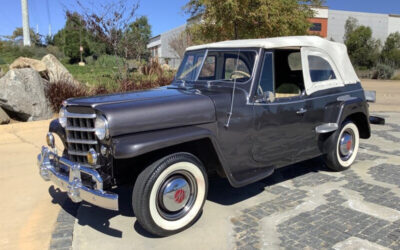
[132,152,208,236]
[324,121,360,171]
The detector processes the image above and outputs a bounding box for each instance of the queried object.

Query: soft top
[186,36,359,86]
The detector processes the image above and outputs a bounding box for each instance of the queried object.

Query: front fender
[112,126,221,160]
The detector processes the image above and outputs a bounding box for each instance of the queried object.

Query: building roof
[187,36,359,90]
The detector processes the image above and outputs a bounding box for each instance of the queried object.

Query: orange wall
[308,18,328,37]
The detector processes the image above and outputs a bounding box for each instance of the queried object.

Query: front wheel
[324,121,360,171]
[132,152,208,236]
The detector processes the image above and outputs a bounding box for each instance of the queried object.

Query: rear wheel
[324,121,360,171]
[132,152,208,236]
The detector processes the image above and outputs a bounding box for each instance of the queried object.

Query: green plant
[373,63,395,80]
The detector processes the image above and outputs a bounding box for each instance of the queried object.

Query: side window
[257,52,274,95]
[288,52,302,71]
[308,55,336,82]
[199,56,216,80]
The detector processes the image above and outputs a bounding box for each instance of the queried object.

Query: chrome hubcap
[157,170,197,221]
[339,130,355,160]
[161,177,190,212]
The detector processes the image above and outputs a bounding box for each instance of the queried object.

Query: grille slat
[66,115,98,164]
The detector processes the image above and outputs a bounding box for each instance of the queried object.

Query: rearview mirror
[255,91,275,103]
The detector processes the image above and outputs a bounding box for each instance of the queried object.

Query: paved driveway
[65,112,400,250]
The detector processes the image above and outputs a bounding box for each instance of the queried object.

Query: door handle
[296,108,307,115]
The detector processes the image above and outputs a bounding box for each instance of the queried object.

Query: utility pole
[21,0,31,46]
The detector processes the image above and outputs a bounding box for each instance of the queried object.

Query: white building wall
[388,15,400,35]
[328,10,389,43]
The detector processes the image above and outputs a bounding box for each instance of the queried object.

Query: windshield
[176,50,256,83]
[175,51,206,81]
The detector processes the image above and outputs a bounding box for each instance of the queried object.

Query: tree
[7,27,42,46]
[343,17,358,42]
[381,32,400,67]
[168,31,193,58]
[119,16,152,60]
[75,0,139,59]
[182,0,321,43]
[344,20,380,69]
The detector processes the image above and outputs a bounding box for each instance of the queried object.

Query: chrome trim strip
[37,146,118,210]
[65,111,96,119]
[68,150,88,156]
[315,123,339,134]
[67,138,97,144]
[66,126,96,132]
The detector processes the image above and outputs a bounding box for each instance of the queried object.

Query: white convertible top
[186,36,360,89]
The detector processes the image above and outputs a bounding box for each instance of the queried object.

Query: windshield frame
[175,49,208,82]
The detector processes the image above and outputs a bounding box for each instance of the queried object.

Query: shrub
[46,77,88,112]
[140,60,163,76]
[95,55,125,67]
[373,63,395,80]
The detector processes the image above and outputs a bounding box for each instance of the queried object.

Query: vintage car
[37,36,382,236]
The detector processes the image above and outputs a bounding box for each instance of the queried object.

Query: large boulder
[10,57,48,79]
[41,54,76,84]
[0,107,10,124]
[0,68,53,121]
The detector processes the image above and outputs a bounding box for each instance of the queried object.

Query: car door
[251,51,312,167]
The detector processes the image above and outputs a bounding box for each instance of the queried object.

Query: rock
[41,54,76,84]
[0,107,10,124]
[0,68,53,121]
[10,57,48,79]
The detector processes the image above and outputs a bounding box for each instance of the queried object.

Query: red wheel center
[174,189,185,203]
[346,140,352,151]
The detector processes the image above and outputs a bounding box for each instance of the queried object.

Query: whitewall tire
[324,121,360,171]
[132,153,208,236]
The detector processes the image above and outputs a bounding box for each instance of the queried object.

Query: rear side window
[308,55,336,82]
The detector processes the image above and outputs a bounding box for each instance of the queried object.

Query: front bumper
[37,146,118,210]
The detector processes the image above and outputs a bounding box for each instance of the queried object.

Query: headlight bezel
[95,115,109,140]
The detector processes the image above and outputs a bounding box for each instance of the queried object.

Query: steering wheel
[229,70,250,80]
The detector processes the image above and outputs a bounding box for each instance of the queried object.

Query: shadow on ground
[48,156,330,238]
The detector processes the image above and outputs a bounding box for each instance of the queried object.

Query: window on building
[310,23,322,32]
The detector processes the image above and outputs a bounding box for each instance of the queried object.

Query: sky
[0,0,399,38]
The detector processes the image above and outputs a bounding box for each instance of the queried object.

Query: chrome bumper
[37,146,118,210]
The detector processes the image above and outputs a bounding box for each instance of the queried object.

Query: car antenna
[225,50,240,128]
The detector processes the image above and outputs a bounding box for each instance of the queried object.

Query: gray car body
[50,48,371,188]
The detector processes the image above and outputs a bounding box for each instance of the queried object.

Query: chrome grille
[65,112,98,164]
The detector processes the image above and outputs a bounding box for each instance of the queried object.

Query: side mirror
[255,91,275,103]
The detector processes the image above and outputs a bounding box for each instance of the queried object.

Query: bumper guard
[37,146,118,210]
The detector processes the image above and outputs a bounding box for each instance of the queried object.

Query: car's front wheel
[132,152,208,236]
[324,121,360,171]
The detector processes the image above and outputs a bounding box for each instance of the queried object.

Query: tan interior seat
[275,93,300,98]
[275,83,301,98]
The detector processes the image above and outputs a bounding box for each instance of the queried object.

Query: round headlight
[59,107,67,128]
[95,116,109,140]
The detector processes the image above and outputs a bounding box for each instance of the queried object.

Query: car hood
[66,87,216,137]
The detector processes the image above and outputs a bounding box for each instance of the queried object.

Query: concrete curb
[49,200,79,250]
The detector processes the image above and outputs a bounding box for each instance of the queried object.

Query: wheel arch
[112,127,228,184]
[345,112,370,139]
